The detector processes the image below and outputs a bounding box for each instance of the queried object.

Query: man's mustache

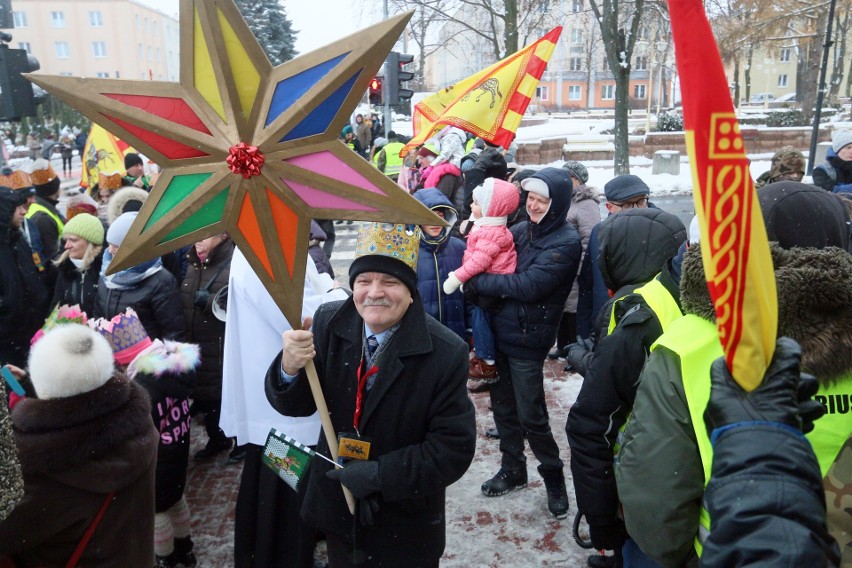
[362,298,391,307]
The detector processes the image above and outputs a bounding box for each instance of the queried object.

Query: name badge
[337,432,372,464]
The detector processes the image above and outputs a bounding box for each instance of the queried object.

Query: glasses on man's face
[613,197,649,210]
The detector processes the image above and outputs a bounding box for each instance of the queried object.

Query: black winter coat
[467,167,582,360]
[180,239,233,403]
[52,251,104,316]
[264,299,476,565]
[0,223,50,367]
[95,268,184,341]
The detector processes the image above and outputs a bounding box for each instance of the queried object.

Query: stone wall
[516,126,837,165]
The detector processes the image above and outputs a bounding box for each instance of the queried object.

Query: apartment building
[7,0,179,82]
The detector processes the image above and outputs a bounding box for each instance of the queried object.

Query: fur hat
[759,181,849,250]
[107,211,137,246]
[63,212,104,245]
[98,171,123,191]
[29,159,59,197]
[107,187,148,225]
[832,129,852,153]
[562,160,589,184]
[89,308,153,365]
[27,324,115,399]
[349,222,420,295]
[124,152,144,170]
[65,192,99,220]
[604,174,650,203]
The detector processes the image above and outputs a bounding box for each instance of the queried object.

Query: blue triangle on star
[279,71,360,142]
[265,53,350,127]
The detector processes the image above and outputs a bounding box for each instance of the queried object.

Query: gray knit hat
[832,129,852,153]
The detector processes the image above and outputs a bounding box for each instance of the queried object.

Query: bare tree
[587,0,645,174]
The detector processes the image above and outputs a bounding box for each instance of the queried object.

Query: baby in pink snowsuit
[443,178,519,383]
[444,177,519,294]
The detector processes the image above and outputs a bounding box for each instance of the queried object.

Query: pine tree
[235,0,298,65]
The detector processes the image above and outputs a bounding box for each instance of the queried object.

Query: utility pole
[382,0,392,137]
[807,0,837,174]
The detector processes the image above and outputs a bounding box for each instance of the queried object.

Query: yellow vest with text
[653,315,852,558]
[381,141,405,176]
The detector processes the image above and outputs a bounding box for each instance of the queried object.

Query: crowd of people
[0,119,851,568]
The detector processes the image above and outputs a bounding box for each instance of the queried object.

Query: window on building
[602,84,614,99]
[93,42,107,58]
[569,57,583,71]
[156,48,161,63]
[572,0,583,12]
[635,56,648,70]
[12,12,27,28]
[638,27,650,41]
[17,42,31,53]
[780,48,790,62]
[153,20,158,35]
[51,11,65,28]
[96,72,109,78]
[145,17,149,33]
[778,74,788,87]
[634,84,646,98]
[136,15,141,30]
[89,11,103,27]
[568,85,582,100]
[601,58,609,72]
[55,42,70,58]
[148,47,154,61]
[537,85,549,101]
[571,28,583,44]
[138,44,144,59]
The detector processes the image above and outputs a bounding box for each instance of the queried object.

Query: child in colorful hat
[90,308,200,568]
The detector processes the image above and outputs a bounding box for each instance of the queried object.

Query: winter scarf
[100,248,164,290]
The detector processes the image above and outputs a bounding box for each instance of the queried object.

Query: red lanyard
[353,358,378,431]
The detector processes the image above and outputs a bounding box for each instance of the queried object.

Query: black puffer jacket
[52,250,104,316]
[468,167,582,360]
[565,209,686,550]
[0,204,50,367]
[95,268,184,341]
[180,238,234,403]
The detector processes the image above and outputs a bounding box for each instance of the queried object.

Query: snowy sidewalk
[185,357,592,566]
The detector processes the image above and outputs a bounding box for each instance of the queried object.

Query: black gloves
[193,289,211,309]
[588,518,627,552]
[326,461,382,526]
[566,342,592,376]
[704,337,825,436]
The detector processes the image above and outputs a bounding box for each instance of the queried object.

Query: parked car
[748,93,774,104]
[773,92,797,103]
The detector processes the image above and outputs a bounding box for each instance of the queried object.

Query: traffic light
[368,76,383,106]
[386,51,414,104]
[0,45,40,120]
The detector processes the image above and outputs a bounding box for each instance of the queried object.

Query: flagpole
[806,0,837,175]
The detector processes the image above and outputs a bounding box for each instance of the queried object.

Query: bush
[764,110,806,127]
[656,112,683,132]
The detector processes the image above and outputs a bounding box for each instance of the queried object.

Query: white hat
[27,324,115,399]
[832,129,852,153]
[107,211,138,246]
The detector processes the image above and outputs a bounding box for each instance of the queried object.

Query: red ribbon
[227,142,265,179]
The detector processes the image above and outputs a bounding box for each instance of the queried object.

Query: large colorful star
[27,0,435,326]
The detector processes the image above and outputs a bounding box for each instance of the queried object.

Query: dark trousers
[556,312,577,349]
[194,399,228,445]
[234,444,319,568]
[490,353,563,472]
[326,534,439,568]
[317,219,336,259]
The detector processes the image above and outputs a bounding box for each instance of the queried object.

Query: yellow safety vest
[653,315,852,558]
[651,314,719,557]
[610,276,683,455]
[381,141,405,176]
[25,202,65,234]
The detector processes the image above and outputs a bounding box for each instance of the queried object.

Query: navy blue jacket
[413,188,467,341]
[468,168,582,360]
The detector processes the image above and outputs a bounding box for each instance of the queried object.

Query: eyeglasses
[612,197,649,209]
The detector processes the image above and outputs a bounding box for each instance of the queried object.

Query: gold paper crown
[30,161,57,186]
[99,171,123,191]
[354,222,420,272]
[0,170,32,190]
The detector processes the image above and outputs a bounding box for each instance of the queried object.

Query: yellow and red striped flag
[80,123,137,191]
[669,0,777,390]
[401,27,561,156]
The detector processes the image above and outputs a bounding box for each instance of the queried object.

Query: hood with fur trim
[572,185,601,205]
[127,339,199,400]
[107,186,148,225]
[680,243,852,384]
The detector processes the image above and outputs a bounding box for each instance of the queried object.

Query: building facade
[8,0,179,82]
